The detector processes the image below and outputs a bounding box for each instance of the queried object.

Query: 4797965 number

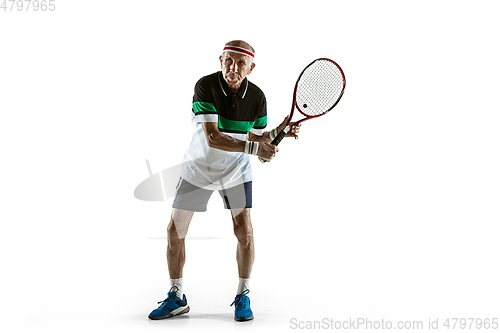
[1,0,56,11]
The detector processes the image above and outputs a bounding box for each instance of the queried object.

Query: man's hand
[257,142,279,161]
[276,115,301,139]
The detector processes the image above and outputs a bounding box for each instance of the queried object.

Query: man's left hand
[277,115,300,139]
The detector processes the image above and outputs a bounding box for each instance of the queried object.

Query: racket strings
[295,60,344,116]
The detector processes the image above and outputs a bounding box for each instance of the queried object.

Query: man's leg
[231,208,255,321]
[167,208,194,279]
[231,208,254,279]
[148,208,193,320]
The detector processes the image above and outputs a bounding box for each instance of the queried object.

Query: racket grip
[259,126,290,163]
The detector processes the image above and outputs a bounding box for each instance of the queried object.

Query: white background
[1,0,499,332]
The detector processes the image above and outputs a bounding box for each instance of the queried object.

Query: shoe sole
[234,315,254,322]
[148,305,190,320]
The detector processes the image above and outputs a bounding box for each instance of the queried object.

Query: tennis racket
[259,58,346,163]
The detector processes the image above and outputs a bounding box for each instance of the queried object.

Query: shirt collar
[218,71,248,99]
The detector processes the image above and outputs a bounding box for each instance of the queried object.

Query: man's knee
[167,220,180,238]
[233,209,253,244]
[168,209,193,240]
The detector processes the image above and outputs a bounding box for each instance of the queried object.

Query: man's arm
[248,130,273,144]
[248,116,300,143]
[201,122,278,161]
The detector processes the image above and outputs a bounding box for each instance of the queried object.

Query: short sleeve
[192,77,218,123]
[249,96,267,136]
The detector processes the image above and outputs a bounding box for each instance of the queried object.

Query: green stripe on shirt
[193,102,217,113]
[253,115,267,128]
[218,116,255,132]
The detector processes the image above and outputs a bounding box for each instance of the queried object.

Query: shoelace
[157,286,179,305]
[230,289,250,308]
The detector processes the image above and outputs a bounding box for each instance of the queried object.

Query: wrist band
[269,128,278,140]
[245,141,259,155]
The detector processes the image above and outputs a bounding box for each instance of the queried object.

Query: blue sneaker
[148,286,190,320]
[230,289,254,321]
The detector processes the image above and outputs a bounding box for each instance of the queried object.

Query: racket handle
[259,126,290,163]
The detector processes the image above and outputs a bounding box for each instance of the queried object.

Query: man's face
[219,51,255,92]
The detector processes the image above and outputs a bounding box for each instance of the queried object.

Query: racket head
[293,58,346,120]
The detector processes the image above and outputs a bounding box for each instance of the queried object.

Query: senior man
[148,40,300,322]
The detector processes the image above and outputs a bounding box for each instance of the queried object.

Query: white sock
[170,278,183,298]
[237,277,250,295]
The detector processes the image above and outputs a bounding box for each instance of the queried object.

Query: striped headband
[222,45,255,58]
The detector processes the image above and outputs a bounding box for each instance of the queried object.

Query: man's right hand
[258,142,279,161]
